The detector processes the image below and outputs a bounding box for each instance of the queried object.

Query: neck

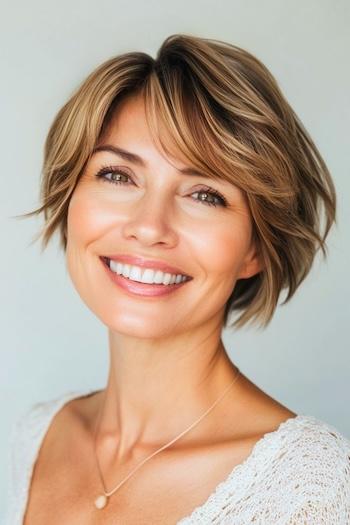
[94,327,240,461]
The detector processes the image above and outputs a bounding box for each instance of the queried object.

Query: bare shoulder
[213,369,298,443]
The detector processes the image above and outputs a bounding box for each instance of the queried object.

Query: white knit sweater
[5,389,350,524]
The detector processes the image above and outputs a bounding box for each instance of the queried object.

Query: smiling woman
[19,33,338,330]
[8,33,350,524]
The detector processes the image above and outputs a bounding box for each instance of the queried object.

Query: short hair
[20,33,337,330]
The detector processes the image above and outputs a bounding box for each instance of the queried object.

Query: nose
[121,190,178,247]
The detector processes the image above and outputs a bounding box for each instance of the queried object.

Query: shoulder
[6,388,98,523]
[7,389,93,490]
[5,391,81,523]
[280,414,350,469]
[267,414,350,524]
[10,391,81,445]
[10,388,97,448]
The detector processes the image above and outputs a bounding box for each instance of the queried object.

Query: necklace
[93,367,241,510]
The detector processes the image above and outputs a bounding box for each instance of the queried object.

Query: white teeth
[108,260,188,285]
[162,273,172,285]
[122,264,131,279]
[142,268,155,283]
[129,265,142,281]
[153,270,166,284]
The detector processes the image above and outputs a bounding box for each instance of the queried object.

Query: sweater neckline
[24,388,312,524]
[177,411,312,523]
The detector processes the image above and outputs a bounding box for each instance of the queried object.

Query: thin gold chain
[92,367,241,505]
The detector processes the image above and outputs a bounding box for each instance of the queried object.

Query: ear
[237,239,264,280]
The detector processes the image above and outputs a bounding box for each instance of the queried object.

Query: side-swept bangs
[19,34,336,330]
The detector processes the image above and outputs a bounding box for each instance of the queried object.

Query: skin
[59,92,296,516]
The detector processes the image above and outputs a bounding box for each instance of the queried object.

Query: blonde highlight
[18,33,337,330]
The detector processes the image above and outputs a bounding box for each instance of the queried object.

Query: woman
[7,34,350,524]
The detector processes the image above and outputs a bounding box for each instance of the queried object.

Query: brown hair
[18,33,337,330]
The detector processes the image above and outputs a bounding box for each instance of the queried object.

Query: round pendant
[94,494,108,509]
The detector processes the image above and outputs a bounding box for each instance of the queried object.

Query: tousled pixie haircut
[21,33,337,330]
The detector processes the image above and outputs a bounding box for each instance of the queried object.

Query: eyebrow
[92,144,210,179]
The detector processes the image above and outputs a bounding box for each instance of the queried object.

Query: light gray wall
[1,0,349,519]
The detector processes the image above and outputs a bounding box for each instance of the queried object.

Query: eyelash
[94,166,228,208]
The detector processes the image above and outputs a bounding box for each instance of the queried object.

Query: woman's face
[66,93,261,337]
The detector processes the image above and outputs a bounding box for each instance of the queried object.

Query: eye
[191,187,227,207]
[95,166,228,208]
[95,166,133,185]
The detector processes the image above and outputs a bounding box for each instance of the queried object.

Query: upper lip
[102,254,193,278]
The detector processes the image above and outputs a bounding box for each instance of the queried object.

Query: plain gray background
[1,0,349,519]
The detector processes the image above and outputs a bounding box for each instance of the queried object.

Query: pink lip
[100,257,191,297]
[102,254,192,277]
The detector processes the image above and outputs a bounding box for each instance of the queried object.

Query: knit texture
[5,389,350,524]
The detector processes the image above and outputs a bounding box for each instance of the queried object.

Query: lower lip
[100,258,191,297]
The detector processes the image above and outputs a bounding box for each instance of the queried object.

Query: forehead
[102,94,154,145]
[98,93,199,170]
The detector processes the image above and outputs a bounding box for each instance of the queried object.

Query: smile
[100,257,192,297]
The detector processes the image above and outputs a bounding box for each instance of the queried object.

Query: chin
[96,309,181,339]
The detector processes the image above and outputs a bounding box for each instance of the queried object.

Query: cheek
[188,215,253,277]
[65,188,108,286]
[66,186,122,247]
[67,191,101,243]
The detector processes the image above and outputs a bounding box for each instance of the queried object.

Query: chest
[22,436,258,525]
